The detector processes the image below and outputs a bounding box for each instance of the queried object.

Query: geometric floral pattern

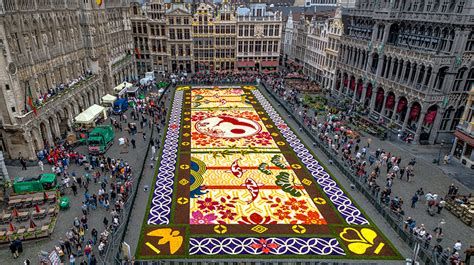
[147,90,183,224]
[189,237,346,256]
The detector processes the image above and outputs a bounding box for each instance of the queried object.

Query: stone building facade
[131,0,168,74]
[236,2,282,71]
[334,0,474,144]
[303,8,343,90]
[131,0,283,74]
[0,0,136,160]
[166,2,193,73]
[451,87,474,168]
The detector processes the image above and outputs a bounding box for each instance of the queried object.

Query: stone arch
[374,87,385,112]
[395,96,408,123]
[48,116,60,142]
[39,120,51,147]
[408,101,422,128]
[356,78,364,101]
[30,126,43,151]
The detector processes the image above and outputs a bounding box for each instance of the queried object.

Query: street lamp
[437,140,445,165]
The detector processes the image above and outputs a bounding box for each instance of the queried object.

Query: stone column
[352,83,358,103]
[389,58,396,80]
[414,111,427,143]
[413,65,421,87]
[369,89,377,114]
[402,104,412,131]
[427,69,438,90]
[0,151,10,182]
[380,92,389,116]
[390,96,400,121]
[428,109,444,144]
[396,60,404,83]
[360,83,368,104]
[367,53,373,72]
[376,56,384,76]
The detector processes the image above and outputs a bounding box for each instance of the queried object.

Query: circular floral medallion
[195,115,262,139]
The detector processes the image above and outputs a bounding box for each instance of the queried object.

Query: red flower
[237,213,277,224]
[219,209,237,220]
[251,238,279,254]
[295,210,326,225]
[197,198,219,211]
[274,209,291,220]
[284,198,309,211]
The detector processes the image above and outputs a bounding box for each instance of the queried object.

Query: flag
[9,222,16,232]
[135,47,141,59]
[12,208,19,217]
[29,219,37,229]
[27,86,37,115]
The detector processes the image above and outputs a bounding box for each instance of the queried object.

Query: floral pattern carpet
[137,86,401,260]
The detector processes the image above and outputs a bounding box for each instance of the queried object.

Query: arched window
[440,106,454,131]
[465,68,474,91]
[452,67,467,91]
[450,107,465,131]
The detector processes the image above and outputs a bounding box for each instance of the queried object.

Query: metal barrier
[260,83,449,265]
[100,84,172,264]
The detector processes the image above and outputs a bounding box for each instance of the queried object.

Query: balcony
[111,54,132,69]
[14,74,99,126]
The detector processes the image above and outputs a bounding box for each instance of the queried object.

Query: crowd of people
[261,73,471,264]
[19,78,170,264]
[29,70,94,112]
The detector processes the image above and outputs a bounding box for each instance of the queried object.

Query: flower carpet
[137,86,402,260]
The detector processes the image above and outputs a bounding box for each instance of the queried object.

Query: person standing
[453,240,462,254]
[9,240,18,258]
[69,254,76,265]
[437,199,446,214]
[38,160,44,172]
[411,193,419,208]
[20,157,27,170]
[64,239,72,255]
[131,138,136,149]
[91,228,98,245]
[151,145,156,161]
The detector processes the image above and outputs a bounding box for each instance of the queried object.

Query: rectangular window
[255,41,261,53]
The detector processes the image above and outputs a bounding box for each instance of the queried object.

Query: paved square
[137,86,402,260]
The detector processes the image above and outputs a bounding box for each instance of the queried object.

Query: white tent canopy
[114,82,133,96]
[74,104,106,124]
[101,94,117,105]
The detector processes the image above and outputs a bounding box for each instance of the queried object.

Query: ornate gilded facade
[334,0,474,144]
[0,0,136,160]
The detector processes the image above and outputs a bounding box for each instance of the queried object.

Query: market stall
[74,104,107,130]
[113,82,133,97]
[126,86,139,98]
[101,94,117,106]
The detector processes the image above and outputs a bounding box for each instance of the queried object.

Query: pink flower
[251,238,279,254]
[190,211,217,224]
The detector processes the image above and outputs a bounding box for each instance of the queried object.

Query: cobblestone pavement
[0,97,159,263]
[268,87,474,258]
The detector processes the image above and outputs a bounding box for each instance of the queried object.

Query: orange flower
[295,210,326,225]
